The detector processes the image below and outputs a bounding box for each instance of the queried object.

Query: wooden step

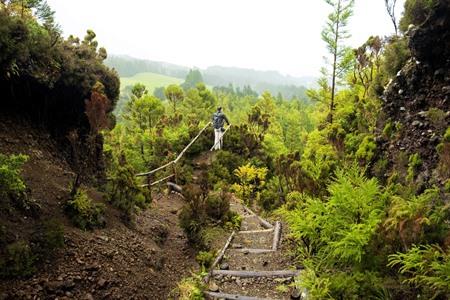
[205,291,275,300]
[212,270,300,278]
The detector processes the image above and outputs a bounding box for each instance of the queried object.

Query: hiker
[212,107,230,150]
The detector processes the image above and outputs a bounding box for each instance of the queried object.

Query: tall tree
[164,84,184,114]
[321,0,355,124]
[384,0,399,35]
[181,69,204,91]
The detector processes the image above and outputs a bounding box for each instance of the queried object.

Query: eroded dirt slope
[0,116,198,299]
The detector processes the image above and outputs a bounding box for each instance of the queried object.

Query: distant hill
[106,55,314,99]
[120,72,183,92]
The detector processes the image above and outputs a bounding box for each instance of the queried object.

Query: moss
[426,108,446,128]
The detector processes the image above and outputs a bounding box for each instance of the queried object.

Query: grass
[120,72,183,93]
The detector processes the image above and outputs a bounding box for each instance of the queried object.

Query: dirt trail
[205,201,303,300]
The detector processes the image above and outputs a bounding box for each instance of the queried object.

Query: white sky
[47,0,404,77]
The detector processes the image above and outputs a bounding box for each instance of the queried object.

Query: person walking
[212,107,230,150]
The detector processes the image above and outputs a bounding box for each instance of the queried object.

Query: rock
[236,278,242,286]
[400,107,406,111]
[412,120,422,127]
[219,263,229,270]
[62,280,75,290]
[84,293,94,300]
[291,288,302,299]
[208,282,220,292]
[97,278,107,288]
[262,260,268,267]
[242,249,249,255]
[45,281,64,292]
[231,243,243,249]
[97,235,109,242]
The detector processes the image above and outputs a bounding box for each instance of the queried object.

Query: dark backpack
[213,113,223,129]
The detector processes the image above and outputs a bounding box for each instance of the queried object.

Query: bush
[232,163,267,205]
[426,108,446,129]
[31,219,65,258]
[65,189,105,230]
[107,157,151,222]
[259,176,285,211]
[0,153,28,200]
[171,273,205,300]
[224,212,242,231]
[0,241,36,278]
[382,36,410,78]
[205,192,230,221]
[196,251,215,269]
[355,135,377,163]
[388,244,450,298]
[399,0,436,32]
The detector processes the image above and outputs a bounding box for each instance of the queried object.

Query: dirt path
[204,201,303,300]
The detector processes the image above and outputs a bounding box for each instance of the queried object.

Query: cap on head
[217,106,222,111]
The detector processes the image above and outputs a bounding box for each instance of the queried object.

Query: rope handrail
[136,122,212,177]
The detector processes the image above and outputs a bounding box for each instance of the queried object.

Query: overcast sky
[47,0,404,77]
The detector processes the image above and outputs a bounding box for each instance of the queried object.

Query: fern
[388,244,450,298]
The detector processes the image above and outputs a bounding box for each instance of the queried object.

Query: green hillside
[120,72,183,92]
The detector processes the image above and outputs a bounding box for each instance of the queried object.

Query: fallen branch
[242,205,273,229]
[272,221,281,251]
[204,231,235,283]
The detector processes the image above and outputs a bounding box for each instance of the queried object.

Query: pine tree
[321,0,355,124]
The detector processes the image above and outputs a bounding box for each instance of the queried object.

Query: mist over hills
[105,55,315,98]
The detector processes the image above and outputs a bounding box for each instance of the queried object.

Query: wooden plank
[272,221,281,251]
[204,231,235,283]
[242,206,273,229]
[211,269,300,278]
[232,248,275,254]
[238,228,274,234]
[204,291,275,300]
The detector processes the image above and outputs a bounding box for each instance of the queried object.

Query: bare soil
[0,116,199,300]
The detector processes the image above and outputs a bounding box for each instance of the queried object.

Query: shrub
[355,135,377,163]
[31,219,64,258]
[171,273,205,300]
[0,153,28,200]
[196,251,215,269]
[437,127,450,179]
[205,192,230,221]
[65,189,105,230]
[224,212,242,231]
[0,241,36,278]
[280,164,385,298]
[388,244,450,298]
[382,36,410,78]
[259,176,285,211]
[399,0,436,32]
[232,163,267,205]
[107,157,150,222]
[406,153,422,182]
[426,108,446,129]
